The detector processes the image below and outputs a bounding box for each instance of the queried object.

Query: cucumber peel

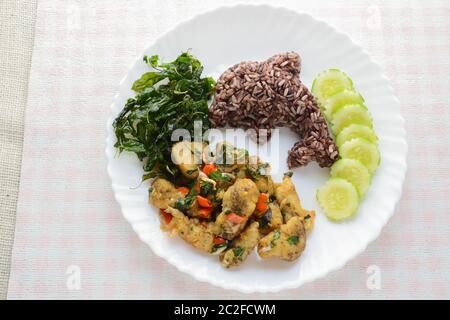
[324,89,364,120]
[336,124,378,147]
[312,68,381,221]
[330,159,371,197]
[340,138,380,174]
[317,178,359,221]
[312,69,353,106]
[331,104,373,135]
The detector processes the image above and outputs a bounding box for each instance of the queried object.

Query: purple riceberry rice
[209,52,338,168]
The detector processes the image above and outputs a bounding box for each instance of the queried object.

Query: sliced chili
[177,187,189,196]
[202,163,218,176]
[196,195,212,208]
[256,193,269,213]
[226,213,245,224]
[213,236,226,245]
[160,209,172,224]
[198,207,213,218]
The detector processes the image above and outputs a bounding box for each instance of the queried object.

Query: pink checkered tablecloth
[7,0,450,299]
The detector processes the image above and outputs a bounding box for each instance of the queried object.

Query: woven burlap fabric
[0,0,37,299]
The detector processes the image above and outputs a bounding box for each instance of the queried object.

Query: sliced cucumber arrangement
[312,68,381,221]
[317,178,359,221]
[331,104,372,135]
[311,69,353,106]
[324,89,364,120]
[330,159,371,197]
[336,124,378,147]
[340,138,380,174]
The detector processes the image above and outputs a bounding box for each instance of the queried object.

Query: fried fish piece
[257,202,283,234]
[171,141,204,179]
[162,207,217,253]
[257,216,306,261]
[254,175,274,196]
[220,222,260,268]
[149,178,183,209]
[215,178,259,240]
[274,175,315,233]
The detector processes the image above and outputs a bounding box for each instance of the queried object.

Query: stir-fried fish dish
[149,142,315,267]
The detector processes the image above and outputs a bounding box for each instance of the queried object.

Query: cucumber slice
[312,69,353,105]
[317,178,359,221]
[324,89,364,119]
[330,159,371,197]
[340,138,380,174]
[336,124,378,148]
[331,104,373,135]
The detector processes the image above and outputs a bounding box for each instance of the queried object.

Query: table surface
[0,0,37,299]
[6,0,450,299]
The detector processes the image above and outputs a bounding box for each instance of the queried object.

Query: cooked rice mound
[209,52,338,168]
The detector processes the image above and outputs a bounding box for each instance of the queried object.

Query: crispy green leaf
[143,54,159,67]
[131,72,165,92]
[200,180,214,196]
[209,170,230,182]
[113,52,215,181]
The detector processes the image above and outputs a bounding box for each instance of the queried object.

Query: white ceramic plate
[106,5,407,293]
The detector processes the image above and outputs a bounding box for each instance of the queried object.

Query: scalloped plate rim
[105,4,408,293]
